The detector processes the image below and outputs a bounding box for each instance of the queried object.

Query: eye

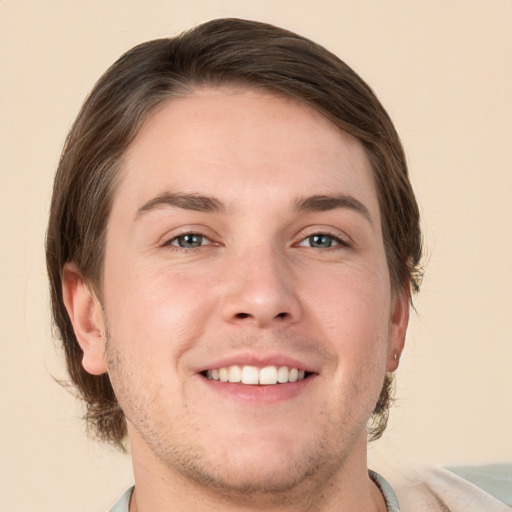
[298,233,345,249]
[168,233,210,249]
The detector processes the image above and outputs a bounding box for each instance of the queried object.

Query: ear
[386,284,410,372]
[62,263,108,375]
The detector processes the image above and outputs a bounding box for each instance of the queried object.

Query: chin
[149,426,344,499]
[177,450,319,496]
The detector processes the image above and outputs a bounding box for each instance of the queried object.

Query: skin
[63,87,409,512]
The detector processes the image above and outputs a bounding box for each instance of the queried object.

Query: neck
[127,431,387,512]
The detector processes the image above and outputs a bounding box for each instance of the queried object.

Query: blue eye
[299,234,343,248]
[170,234,207,248]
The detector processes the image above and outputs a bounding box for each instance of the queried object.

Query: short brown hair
[46,18,422,448]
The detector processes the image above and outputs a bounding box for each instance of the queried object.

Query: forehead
[115,86,379,219]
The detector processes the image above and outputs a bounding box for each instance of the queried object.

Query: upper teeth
[205,365,306,385]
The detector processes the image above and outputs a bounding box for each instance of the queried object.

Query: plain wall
[1,1,510,510]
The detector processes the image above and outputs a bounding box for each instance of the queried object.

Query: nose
[221,246,302,328]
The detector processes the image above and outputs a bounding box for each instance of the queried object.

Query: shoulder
[393,465,511,512]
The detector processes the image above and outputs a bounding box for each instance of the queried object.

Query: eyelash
[162,232,213,250]
[296,231,349,249]
[161,230,349,251]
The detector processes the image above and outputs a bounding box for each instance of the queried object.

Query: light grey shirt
[110,486,132,512]
[370,470,401,512]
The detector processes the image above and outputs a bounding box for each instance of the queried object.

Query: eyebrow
[294,194,373,225]
[136,192,225,219]
[135,191,372,225]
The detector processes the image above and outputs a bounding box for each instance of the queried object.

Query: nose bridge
[221,241,301,327]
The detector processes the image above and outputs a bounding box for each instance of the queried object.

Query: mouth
[201,365,313,385]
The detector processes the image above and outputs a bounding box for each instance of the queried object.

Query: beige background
[1,1,511,510]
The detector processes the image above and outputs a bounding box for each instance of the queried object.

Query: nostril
[231,311,291,322]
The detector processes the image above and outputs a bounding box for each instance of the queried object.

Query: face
[79,87,407,494]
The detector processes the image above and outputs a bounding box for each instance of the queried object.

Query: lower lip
[198,375,316,404]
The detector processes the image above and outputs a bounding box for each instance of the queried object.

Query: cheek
[102,261,217,362]
[306,264,391,345]
[305,267,391,433]
[304,263,391,401]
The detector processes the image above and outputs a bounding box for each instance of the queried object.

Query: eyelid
[158,226,219,249]
[169,233,212,247]
[296,234,346,248]
[294,227,352,248]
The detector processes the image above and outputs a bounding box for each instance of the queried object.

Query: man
[46,18,421,511]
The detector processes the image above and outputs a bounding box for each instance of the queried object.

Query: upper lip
[194,351,318,374]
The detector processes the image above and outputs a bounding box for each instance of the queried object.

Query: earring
[98,330,104,338]
[393,351,399,362]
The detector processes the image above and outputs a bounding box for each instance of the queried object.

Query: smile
[204,365,308,385]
